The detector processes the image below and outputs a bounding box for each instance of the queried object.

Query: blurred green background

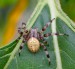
[0,0,75,46]
[0,0,28,46]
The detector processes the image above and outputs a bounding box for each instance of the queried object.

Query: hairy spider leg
[19,40,25,56]
[43,32,69,37]
[40,18,55,33]
[18,22,26,40]
[39,34,50,64]
[40,43,50,65]
[18,22,26,35]
[18,22,26,56]
[38,32,48,45]
[38,18,55,45]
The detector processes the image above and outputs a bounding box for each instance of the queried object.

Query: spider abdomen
[27,37,40,53]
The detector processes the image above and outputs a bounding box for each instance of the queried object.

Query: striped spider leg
[38,18,68,64]
[39,18,55,44]
[43,32,69,37]
[38,31,50,65]
[40,18,55,33]
[18,22,26,38]
[39,18,68,37]
[39,17,68,40]
[39,33,68,65]
[18,22,28,56]
[36,18,55,65]
[40,42,50,65]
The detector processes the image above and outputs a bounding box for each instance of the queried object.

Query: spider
[18,18,68,65]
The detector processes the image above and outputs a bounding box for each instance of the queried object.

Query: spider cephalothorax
[18,18,68,65]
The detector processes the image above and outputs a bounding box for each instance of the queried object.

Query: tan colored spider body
[27,37,40,52]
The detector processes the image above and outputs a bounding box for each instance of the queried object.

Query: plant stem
[47,0,62,69]
[26,0,47,30]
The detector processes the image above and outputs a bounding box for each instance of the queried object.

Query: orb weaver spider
[18,18,68,65]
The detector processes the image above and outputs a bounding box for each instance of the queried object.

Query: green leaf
[60,0,75,21]
[0,0,75,69]
[0,39,18,69]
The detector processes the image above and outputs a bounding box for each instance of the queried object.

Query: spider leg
[38,32,48,45]
[44,32,69,37]
[18,22,27,56]
[19,39,25,56]
[18,22,26,35]
[18,22,29,40]
[40,18,55,33]
[40,43,50,65]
